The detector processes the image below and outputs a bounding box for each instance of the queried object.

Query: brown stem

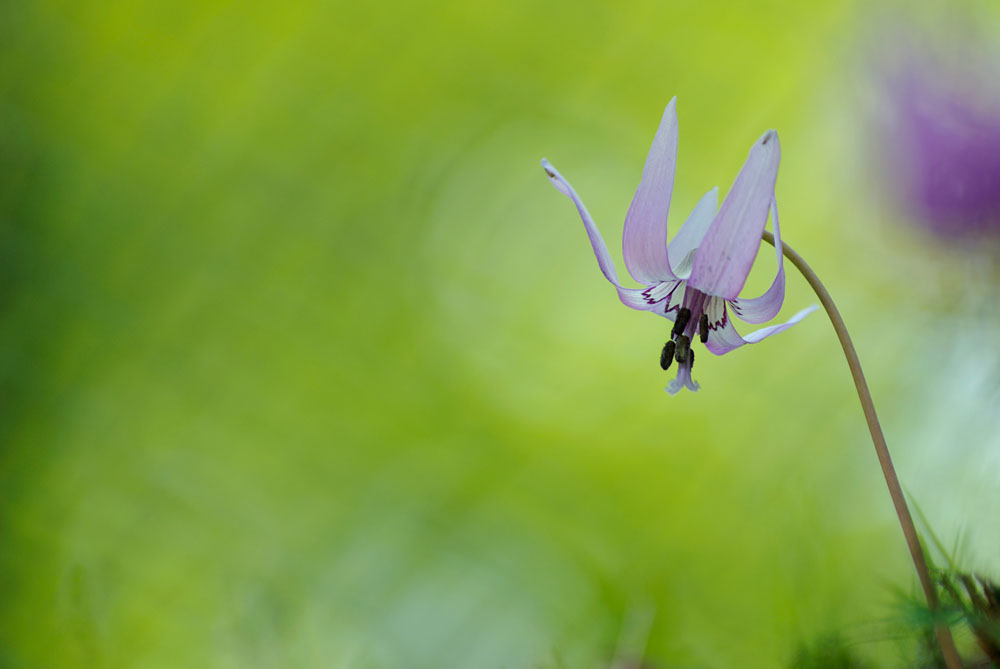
[762,231,962,669]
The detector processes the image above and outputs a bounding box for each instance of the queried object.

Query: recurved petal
[609,280,690,317]
[542,158,624,286]
[543,158,689,318]
[617,286,663,312]
[622,98,679,284]
[688,130,781,300]
[728,198,785,324]
[704,298,817,355]
[668,187,718,278]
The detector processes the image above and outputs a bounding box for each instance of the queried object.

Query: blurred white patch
[896,296,1000,579]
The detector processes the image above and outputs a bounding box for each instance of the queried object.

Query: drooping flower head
[542,98,815,394]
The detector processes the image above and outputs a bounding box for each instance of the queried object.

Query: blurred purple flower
[881,53,1000,238]
[542,99,815,395]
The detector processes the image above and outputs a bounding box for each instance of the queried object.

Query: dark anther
[659,340,675,371]
[688,348,695,371]
[671,308,691,338]
[699,313,709,343]
[674,334,690,363]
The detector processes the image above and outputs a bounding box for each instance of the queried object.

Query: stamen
[674,334,690,363]
[672,308,691,338]
[699,313,709,343]
[688,348,695,370]
[659,341,675,371]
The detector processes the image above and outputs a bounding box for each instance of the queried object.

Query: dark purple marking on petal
[637,280,686,317]
[703,299,731,336]
[641,284,665,305]
[714,308,728,331]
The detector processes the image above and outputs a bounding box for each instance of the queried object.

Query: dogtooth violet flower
[542,98,816,395]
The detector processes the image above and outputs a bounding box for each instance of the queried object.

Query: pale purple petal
[728,197,785,324]
[543,158,671,313]
[542,158,623,286]
[667,187,718,277]
[688,130,781,300]
[704,298,818,355]
[622,98,679,284]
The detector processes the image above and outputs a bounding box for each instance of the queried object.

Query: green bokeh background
[2,1,998,667]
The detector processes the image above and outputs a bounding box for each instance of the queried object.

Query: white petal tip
[760,129,778,146]
[797,305,820,319]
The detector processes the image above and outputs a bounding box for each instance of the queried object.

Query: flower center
[658,287,710,371]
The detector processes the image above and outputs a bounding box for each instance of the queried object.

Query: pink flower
[542,98,815,394]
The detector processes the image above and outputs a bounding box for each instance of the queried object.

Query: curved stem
[762,231,962,668]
